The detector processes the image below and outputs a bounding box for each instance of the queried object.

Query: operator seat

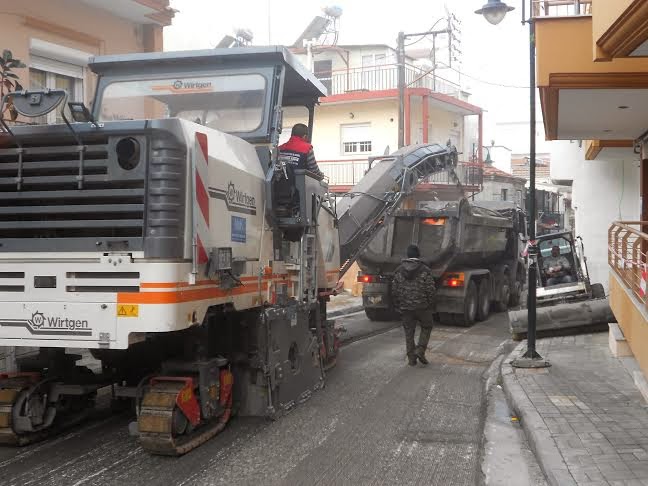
[272,165,300,218]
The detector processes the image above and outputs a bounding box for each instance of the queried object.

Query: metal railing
[532,0,592,17]
[608,221,648,305]
[325,64,461,97]
[319,159,482,189]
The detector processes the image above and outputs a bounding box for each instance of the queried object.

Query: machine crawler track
[138,378,232,456]
[0,374,90,446]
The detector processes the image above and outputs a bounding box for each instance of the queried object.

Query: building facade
[285,44,484,195]
[535,0,648,388]
[0,0,174,111]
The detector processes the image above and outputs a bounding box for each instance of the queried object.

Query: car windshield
[539,237,572,257]
[97,73,267,133]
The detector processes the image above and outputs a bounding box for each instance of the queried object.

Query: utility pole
[397,24,449,149]
[397,31,405,149]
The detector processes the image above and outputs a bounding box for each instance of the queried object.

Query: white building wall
[569,150,640,291]
[549,140,581,181]
[496,120,553,157]
[472,179,525,208]
[487,146,513,174]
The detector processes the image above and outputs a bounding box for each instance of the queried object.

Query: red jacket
[278,136,323,178]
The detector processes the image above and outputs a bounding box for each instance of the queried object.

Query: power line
[445,65,530,89]
[404,17,447,46]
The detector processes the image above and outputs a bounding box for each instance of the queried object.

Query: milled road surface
[0,312,529,486]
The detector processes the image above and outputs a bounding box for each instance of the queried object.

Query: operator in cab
[391,245,436,367]
[277,123,324,180]
[543,245,573,286]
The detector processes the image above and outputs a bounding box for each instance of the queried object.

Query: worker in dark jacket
[391,245,436,366]
[277,123,324,179]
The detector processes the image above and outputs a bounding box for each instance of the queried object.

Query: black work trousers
[401,309,434,358]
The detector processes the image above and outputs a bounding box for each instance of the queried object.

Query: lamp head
[475,0,515,25]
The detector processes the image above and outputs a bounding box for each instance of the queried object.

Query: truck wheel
[462,281,478,326]
[365,308,380,321]
[509,280,522,307]
[476,279,490,322]
[365,309,397,321]
[493,281,510,312]
[591,283,605,299]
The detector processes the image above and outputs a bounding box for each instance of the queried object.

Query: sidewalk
[503,333,648,486]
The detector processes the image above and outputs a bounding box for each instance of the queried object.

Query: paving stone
[502,333,648,486]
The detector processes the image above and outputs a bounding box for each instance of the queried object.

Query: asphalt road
[0,311,539,486]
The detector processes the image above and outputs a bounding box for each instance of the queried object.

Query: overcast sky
[165,0,535,145]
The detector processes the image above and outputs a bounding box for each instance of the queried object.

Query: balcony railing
[322,64,461,98]
[608,221,648,306]
[319,158,482,190]
[532,0,592,17]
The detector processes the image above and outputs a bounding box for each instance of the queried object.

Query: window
[501,188,508,201]
[29,57,84,124]
[98,74,266,133]
[341,123,372,155]
[313,60,332,93]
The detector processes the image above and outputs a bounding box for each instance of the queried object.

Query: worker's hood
[398,258,427,279]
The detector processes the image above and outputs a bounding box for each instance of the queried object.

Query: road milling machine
[0,48,458,455]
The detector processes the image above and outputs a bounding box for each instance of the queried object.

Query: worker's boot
[415,346,429,365]
[407,354,418,366]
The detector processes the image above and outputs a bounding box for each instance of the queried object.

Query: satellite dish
[323,5,343,18]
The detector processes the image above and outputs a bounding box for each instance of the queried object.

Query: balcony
[319,159,482,193]
[319,64,461,98]
[608,221,648,377]
[532,0,591,17]
[608,222,648,304]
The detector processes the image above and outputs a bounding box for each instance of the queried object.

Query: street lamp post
[475,0,549,368]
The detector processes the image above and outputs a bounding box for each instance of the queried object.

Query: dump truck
[357,199,528,325]
[0,47,458,455]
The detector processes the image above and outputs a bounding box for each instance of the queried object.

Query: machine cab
[88,47,331,239]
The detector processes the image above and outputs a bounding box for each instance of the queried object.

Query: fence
[532,0,592,17]
[327,64,461,98]
[319,158,482,190]
[608,221,648,306]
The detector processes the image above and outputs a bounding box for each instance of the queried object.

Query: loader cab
[537,232,580,287]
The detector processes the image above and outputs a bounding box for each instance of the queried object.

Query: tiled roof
[511,157,551,180]
[483,164,526,182]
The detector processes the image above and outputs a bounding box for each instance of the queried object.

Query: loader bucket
[509,298,616,340]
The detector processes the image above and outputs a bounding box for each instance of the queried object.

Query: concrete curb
[501,343,576,486]
[327,304,364,318]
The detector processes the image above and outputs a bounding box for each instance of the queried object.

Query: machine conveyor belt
[336,143,459,276]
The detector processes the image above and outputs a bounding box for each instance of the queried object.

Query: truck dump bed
[358,199,519,277]
[336,143,458,275]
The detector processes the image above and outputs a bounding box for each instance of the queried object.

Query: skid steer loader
[509,231,615,340]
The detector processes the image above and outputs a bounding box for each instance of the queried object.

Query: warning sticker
[117,304,139,318]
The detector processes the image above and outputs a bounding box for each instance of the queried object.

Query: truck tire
[476,278,490,322]
[591,283,605,299]
[493,280,510,312]
[461,280,478,326]
[509,266,525,307]
[365,308,398,321]
[509,280,522,307]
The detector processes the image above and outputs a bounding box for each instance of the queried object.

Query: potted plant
[0,49,26,122]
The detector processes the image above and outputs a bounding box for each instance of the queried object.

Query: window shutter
[341,123,371,143]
